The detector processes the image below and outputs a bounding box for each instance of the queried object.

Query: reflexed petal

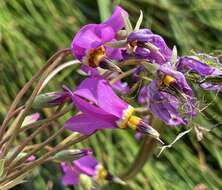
[177,57,222,91]
[159,66,197,116]
[102,6,128,33]
[64,113,116,135]
[74,76,128,118]
[128,29,153,42]
[105,46,123,60]
[148,80,185,125]
[80,64,99,76]
[177,56,215,76]
[74,156,98,176]
[72,24,103,60]
[135,47,150,58]
[61,162,79,185]
[200,83,222,91]
[72,95,117,121]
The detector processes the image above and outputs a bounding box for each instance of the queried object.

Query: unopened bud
[32,92,69,109]
[53,149,92,162]
[22,113,40,127]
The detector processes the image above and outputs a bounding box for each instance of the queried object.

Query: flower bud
[32,91,69,109]
[21,113,40,127]
[53,149,92,162]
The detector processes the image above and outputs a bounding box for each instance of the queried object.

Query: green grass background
[1,0,222,189]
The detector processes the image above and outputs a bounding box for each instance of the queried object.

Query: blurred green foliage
[1,0,222,189]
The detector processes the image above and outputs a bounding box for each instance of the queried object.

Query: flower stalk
[120,118,163,180]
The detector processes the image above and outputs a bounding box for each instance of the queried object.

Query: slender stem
[4,106,25,125]
[0,104,72,148]
[110,69,135,84]
[22,104,73,130]
[1,134,91,184]
[39,60,80,93]
[6,124,47,166]
[119,59,146,67]
[0,49,71,158]
[120,118,162,180]
[5,102,67,167]
[7,127,65,173]
[0,49,71,141]
[120,136,155,180]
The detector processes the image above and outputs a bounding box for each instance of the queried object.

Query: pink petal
[61,163,79,186]
[64,113,116,135]
[72,95,117,121]
[74,76,128,118]
[74,156,98,176]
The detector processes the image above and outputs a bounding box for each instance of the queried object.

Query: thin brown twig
[5,102,67,167]
[120,118,162,180]
[0,104,72,148]
[110,69,135,84]
[0,49,71,138]
[0,49,71,158]
[7,127,66,173]
[0,49,71,146]
[1,134,91,184]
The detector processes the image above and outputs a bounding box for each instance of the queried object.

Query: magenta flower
[61,155,113,186]
[71,6,127,70]
[140,65,196,126]
[177,56,222,91]
[123,29,172,64]
[64,75,159,138]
